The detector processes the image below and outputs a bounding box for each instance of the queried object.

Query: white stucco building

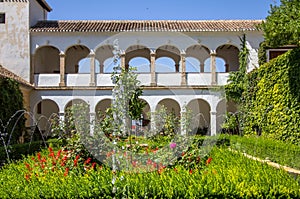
[0,0,264,135]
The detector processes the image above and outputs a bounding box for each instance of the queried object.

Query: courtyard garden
[0,134,299,198]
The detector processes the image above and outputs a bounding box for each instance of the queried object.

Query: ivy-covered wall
[243,48,300,144]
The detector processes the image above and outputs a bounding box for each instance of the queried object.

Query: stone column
[89,51,96,86]
[120,52,126,69]
[180,52,187,86]
[180,110,187,135]
[59,52,66,87]
[30,54,35,84]
[150,111,157,134]
[150,50,156,86]
[59,112,65,128]
[210,50,217,85]
[200,63,205,73]
[210,111,217,136]
[99,63,104,74]
[90,112,96,135]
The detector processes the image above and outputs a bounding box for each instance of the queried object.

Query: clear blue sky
[46,0,278,20]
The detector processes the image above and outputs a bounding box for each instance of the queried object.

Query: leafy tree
[0,77,25,145]
[260,0,300,47]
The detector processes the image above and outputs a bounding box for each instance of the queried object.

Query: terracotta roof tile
[30,20,262,33]
[0,65,33,87]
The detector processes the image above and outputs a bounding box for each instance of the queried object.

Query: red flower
[48,147,55,158]
[37,152,41,161]
[91,162,97,169]
[157,168,164,175]
[74,155,80,167]
[206,157,212,165]
[64,167,69,176]
[62,155,68,161]
[152,162,157,168]
[56,150,62,160]
[25,163,31,171]
[74,159,78,167]
[132,161,137,167]
[25,174,30,181]
[174,168,178,173]
[181,152,185,157]
[189,169,193,174]
[84,158,92,165]
[146,158,152,165]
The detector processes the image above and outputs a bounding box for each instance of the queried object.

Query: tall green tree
[261,0,300,47]
[0,78,25,144]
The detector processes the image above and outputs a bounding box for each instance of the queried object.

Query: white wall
[29,0,47,27]
[0,1,30,81]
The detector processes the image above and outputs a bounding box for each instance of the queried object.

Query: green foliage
[0,142,299,198]
[260,0,300,47]
[242,48,300,144]
[225,34,249,104]
[257,41,268,66]
[0,77,25,145]
[221,113,240,135]
[150,105,179,137]
[111,66,145,121]
[228,135,300,170]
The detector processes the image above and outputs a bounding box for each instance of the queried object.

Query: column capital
[59,51,65,57]
[180,50,186,56]
[88,50,96,57]
[120,52,126,57]
[210,50,217,56]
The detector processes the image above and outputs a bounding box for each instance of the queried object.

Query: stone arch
[216,44,239,72]
[33,99,59,135]
[34,46,60,73]
[216,99,227,133]
[185,44,210,72]
[186,99,211,135]
[64,99,89,112]
[125,45,150,68]
[65,45,90,73]
[203,57,226,72]
[216,99,238,133]
[156,45,180,72]
[77,57,101,74]
[95,45,114,73]
[156,98,181,118]
[129,57,150,73]
[95,99,112,120]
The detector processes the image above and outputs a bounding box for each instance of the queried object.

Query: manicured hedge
[227,135,300,170]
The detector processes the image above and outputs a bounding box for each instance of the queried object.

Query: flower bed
[0,138,299,198]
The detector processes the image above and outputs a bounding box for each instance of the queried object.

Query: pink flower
[170,142,177,149]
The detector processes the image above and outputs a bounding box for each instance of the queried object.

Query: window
[0,13,5,24]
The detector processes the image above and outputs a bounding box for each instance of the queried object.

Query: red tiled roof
[0,65,33,88]
[30,20,262,33]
